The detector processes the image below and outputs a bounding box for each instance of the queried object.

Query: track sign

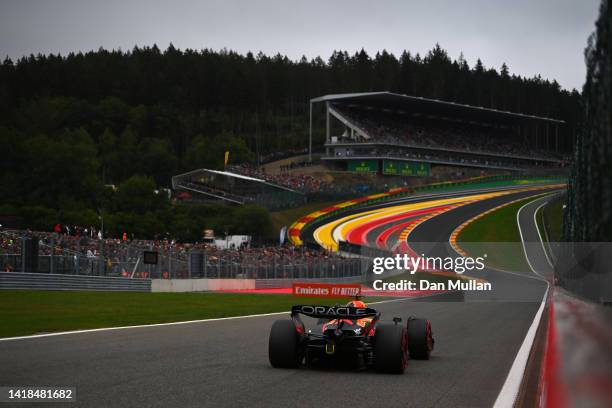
[292,283,361,297]
[347,159,378,173]
[382,160,430,176]
[143,251,159,265]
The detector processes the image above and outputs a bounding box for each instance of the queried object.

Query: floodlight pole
[309,100,313,163]
[325,102,330,144]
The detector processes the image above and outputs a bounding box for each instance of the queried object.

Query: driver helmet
[347,300,366,308]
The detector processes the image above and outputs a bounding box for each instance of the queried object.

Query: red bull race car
[269,300,434,373]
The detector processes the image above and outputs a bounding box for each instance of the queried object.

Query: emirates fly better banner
[292,283,362,297]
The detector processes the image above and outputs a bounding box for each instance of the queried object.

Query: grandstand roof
[311,92,565,124]
[172,168,302,194]
[204,169,265,183]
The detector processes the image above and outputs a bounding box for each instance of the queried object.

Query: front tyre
[268,319,301,368]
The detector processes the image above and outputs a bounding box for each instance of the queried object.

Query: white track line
[436,190,551,407]
[494,194,555,407]
[516,199,548,279]
[0,297,413,342]
[446,194,550,283]
[407,189,550,408]
[533,201,555,269]
[492,285,549,408]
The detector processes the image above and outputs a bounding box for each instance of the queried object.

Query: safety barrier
[255,276,364,289]
[0,272,151,292]
[151,278,256,292]
[187,253,363,280]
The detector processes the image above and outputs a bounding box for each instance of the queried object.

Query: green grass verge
[412,177,565,195]
[0,291,379,338]
[458,199,528,243]
[457,197,539,272]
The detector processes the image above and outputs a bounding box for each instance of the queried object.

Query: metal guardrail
[540,197,612,304]
[0,272,151,292]
[553,243,612,304]
[1,230,366,281]
[255,276,364,289]
[1,250,365,281]
[186,253,364,280]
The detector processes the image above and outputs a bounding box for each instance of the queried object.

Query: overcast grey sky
[0,0,601,91]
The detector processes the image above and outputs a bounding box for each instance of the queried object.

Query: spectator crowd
[1,227,343,273]
[227,164,331,193]
[332,105,565,163]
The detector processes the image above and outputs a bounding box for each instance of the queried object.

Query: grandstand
[171,168,306,210]
[308,92,568,172]
[173,93,569,209]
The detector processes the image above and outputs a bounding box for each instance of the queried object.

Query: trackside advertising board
[382,160,430,176]
[292,283,361,297]
[347,159,378,173]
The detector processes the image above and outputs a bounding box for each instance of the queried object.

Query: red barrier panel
[292,283,361,298]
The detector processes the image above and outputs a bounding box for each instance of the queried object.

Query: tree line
[565,0,610,242]
[0,43,581,238]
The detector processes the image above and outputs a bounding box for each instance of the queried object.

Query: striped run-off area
[312,186,559,252]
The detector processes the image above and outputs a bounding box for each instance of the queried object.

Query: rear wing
[291,305,379,320]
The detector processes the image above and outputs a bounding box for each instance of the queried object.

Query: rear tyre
[269,319,301,368]
[407,318,434,360]
[374,323,408,374]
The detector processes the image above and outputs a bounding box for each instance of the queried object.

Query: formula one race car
[268,300,434,373]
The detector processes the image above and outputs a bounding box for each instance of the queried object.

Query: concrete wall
[0,272,151,292]
[255,276,364,289]
[151,278,256,292]
[207,279,255,291]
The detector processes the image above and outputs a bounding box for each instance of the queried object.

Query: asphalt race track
[0,184,563,408]
[406,188,557,302]
[1,299,541,408]
[516,193,560,279]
